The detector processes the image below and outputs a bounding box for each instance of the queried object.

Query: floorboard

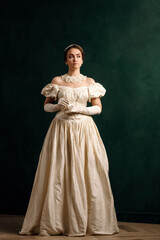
[0,215,159,240]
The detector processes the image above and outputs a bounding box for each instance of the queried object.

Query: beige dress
[19,82,119,236]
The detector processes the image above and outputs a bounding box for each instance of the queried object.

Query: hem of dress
[67,233,86,237]
[19,229,119,237]
[90,229,119,235]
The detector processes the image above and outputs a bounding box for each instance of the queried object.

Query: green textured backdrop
[0,0,160,223]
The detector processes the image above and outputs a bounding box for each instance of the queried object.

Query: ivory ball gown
[19,76,119,236]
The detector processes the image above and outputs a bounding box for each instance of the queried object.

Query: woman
[19,44,119,236]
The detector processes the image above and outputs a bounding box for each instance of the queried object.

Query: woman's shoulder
[51,76,63,85]
[86,77,95,85]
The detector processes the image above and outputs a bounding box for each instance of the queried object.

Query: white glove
[65,105,101,115]
[44,98,69,112]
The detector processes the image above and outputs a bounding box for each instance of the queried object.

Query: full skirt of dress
[19,114,119,236]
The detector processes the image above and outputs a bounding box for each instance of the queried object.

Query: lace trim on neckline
[61,74,87,83]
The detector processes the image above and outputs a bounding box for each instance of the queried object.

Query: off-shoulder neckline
[50,83,98,90]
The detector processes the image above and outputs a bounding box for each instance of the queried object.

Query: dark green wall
[0,0,160,223]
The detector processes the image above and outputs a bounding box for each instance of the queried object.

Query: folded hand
[58,98,69,111]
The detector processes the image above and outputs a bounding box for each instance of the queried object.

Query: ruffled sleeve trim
[41,83,59,100]
[88,83,106,102]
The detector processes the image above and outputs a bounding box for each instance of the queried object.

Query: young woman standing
[19,44,119,236]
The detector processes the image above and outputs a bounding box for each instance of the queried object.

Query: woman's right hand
[58,98,69,111]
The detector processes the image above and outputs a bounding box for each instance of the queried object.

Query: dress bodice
[41,83,106,121]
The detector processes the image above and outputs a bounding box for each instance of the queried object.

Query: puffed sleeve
[88,83,106,102]
[41,83,59,101]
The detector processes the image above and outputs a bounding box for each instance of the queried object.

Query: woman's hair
[64,44,85,62]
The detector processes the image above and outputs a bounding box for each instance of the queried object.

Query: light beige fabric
[19,83,119,236]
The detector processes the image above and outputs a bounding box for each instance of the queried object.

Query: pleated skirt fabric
[19,115,119,236]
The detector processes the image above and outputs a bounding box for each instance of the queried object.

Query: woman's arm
[65,97,102,116]
[44,97,69,113]
[87,77,102,110]
[44,97,55,106]
[91,97,102,110]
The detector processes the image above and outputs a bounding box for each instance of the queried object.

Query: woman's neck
[67,69,81,77]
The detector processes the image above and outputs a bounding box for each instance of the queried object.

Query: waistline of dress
[55,111,92,122]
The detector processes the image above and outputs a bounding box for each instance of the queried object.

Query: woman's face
[65,48,83,69]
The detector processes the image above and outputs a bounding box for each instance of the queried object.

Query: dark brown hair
[64,44,85,62]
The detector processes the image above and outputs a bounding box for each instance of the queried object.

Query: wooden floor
[0,215,159,240]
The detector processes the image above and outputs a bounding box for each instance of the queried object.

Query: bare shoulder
[51,76,63,85]
[86,77,95,85]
